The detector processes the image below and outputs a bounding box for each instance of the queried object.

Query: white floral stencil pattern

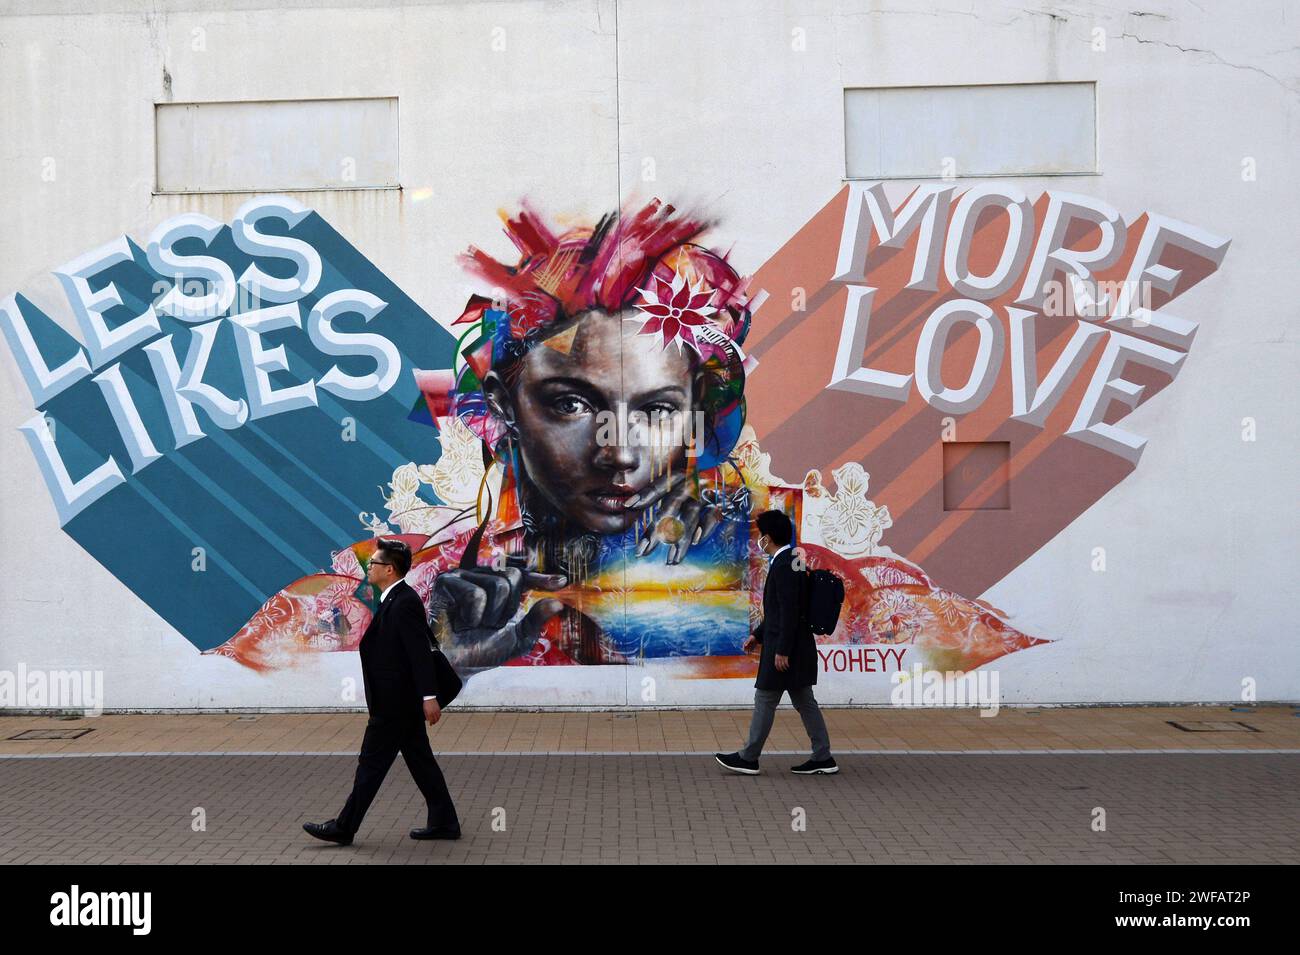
[800,462,895,559]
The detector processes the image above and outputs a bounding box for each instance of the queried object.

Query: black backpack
[795,551,845,635]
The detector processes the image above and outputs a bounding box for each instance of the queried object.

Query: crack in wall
[1118,30,1296,95]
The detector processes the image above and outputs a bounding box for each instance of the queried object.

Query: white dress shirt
[379,580,437,704]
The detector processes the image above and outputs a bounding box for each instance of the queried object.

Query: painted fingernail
[623,495,640,508]
[693,526,703,544]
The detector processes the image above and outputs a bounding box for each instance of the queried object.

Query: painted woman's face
[488,310,695,535]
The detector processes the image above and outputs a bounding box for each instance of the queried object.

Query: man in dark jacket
[716,511,837,775]
[303,538,460,845]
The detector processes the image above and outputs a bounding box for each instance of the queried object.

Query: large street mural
[0,186,1229,699]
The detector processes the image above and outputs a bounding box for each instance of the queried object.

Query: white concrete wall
[0,0,1295,708]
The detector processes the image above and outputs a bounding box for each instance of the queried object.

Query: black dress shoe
[410,824,461,840]
[303,819,353,846]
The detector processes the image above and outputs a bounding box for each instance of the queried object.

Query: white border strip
[1,748,1298,759]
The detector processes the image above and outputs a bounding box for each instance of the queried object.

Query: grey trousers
[739,685,832,762]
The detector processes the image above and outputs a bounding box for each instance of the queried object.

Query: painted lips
[586,488,639,514]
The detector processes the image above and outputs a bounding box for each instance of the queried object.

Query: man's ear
[482,371,516,432]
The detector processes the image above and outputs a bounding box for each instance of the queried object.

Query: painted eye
[639,403,682,426]
[551,394,593,416]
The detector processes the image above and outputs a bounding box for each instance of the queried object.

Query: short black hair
[756,510,793,547]
[375,537,412,577]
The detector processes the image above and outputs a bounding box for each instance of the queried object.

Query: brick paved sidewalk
[1,704,1296,757]
[2,704,1295,864]
[1,751,1295,864]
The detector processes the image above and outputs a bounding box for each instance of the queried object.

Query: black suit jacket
[752,548,818,691]
[358,580,441,720]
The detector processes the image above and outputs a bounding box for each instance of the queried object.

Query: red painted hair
[453,198,752,348]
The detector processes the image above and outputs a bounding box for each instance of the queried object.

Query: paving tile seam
[2,748,1298,758]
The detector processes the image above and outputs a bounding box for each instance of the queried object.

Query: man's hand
[433,566,568,669]
[423,697,442,726]
[742,634,759,654]
[775,654,790,672]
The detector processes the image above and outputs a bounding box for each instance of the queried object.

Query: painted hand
[630,471,723,565]
[432,566,568,669]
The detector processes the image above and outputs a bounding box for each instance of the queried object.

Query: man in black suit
[304,538,461,845]
[716,510,837,775]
